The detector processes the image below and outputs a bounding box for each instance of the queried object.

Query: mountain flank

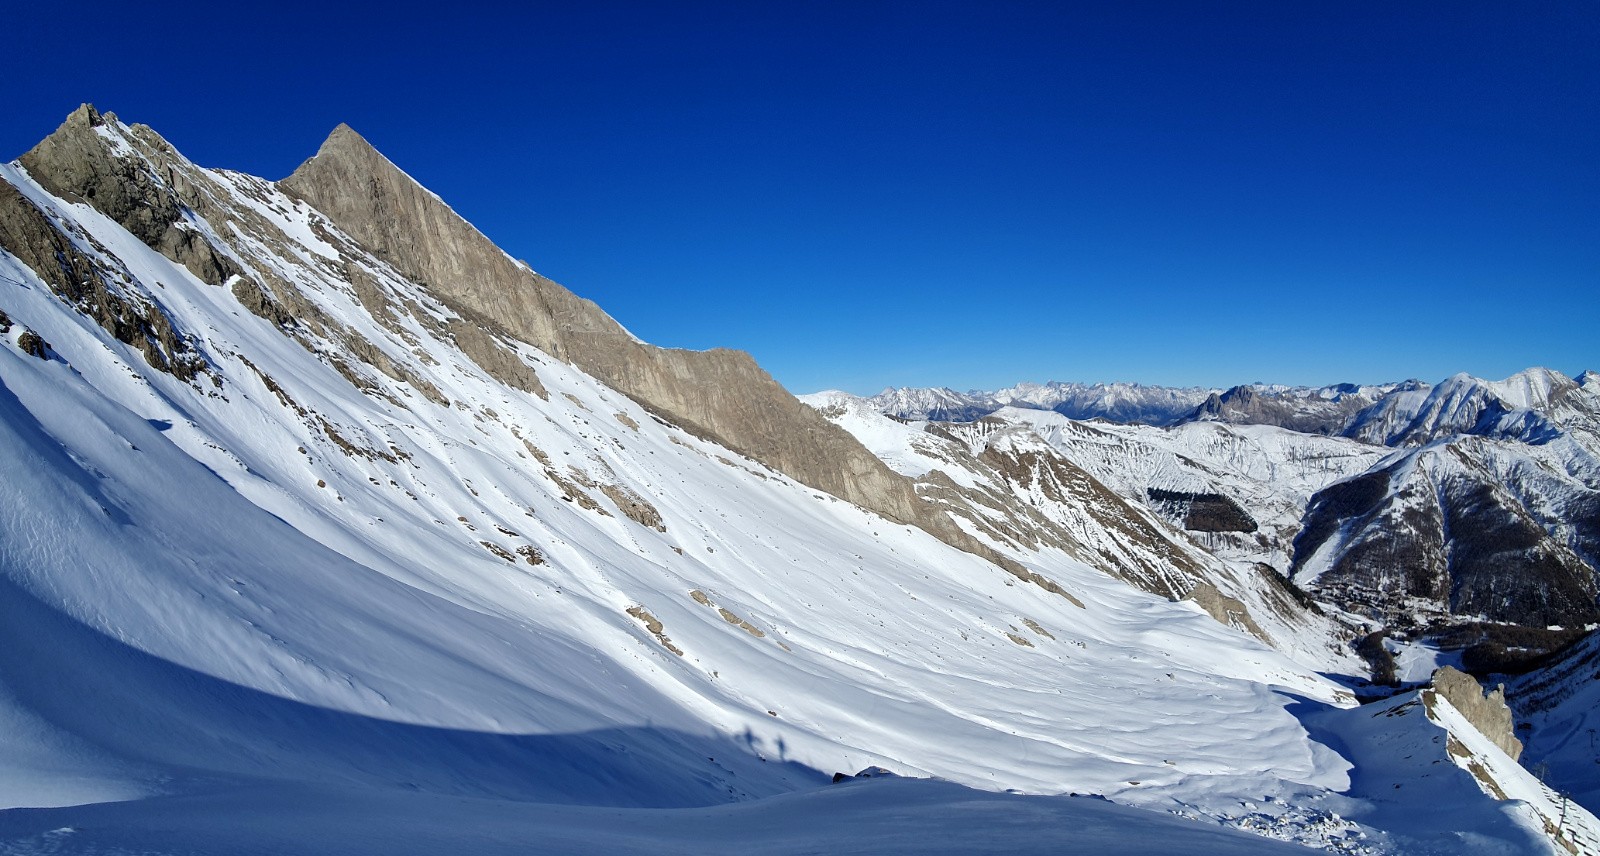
[278,123,1043,586]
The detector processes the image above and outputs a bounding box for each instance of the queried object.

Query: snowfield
[0,108,1589,854]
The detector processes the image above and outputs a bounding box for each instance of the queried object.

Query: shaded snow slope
[0,777,1316,856]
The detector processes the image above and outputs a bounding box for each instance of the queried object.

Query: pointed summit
[291,122,383,177]
[18,104,186,249]
[65,102,106,128]
[280,121,573,335]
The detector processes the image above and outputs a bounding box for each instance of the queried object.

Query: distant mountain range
[871,380,1219,425]
[872,368,1599,445]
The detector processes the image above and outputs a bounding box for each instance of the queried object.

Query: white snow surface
[798,391,974,485]
[1382,639,1464,684]
[0,114,1576,853]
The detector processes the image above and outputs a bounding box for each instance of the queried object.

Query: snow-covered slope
[993,408,1389,572]
[802,394,1372,676]
[0,105,1577,853]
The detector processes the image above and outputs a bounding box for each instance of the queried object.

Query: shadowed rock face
[277,124,1001,566]
[1146,488,1258,533]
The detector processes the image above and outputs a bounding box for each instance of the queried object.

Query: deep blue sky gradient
[5,1,1596,393]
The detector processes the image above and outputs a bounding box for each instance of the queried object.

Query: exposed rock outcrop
[1426,666,1522,761]
[230,275,294,327]
[20,104,239,286]
[16,328,49,360]
[0,174,207,381]
[625,605,683,656]
[1183,582,1269,643]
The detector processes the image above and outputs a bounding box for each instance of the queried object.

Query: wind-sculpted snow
[0,106,1581,853]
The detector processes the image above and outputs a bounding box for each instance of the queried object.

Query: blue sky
[6,2,1596,394]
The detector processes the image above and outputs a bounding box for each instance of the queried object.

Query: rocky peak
[20,105,178,248]
[18,105,239,286]
[290,123,389,186]
[66,102,108,128]
[1221,384,1257,406]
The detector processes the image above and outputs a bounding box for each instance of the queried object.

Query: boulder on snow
[16,328,49,360]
